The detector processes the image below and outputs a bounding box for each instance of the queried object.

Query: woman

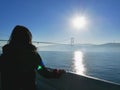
[0,25,65,90]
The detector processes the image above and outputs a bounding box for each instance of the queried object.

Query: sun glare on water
[74,51,85,75]
[71,16,87,30]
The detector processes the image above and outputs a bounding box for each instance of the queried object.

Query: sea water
[0,50,120,84]
[39,51,120,84]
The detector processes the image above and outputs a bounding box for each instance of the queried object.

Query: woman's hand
[53,69,66,78]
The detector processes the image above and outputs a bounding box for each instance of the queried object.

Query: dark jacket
[0,44,42,90]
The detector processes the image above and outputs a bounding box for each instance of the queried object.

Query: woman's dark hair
[8,25,32,45]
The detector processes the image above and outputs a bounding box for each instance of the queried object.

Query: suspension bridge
[0,38,75,48]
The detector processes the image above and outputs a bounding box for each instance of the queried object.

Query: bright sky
[0,0,120,44]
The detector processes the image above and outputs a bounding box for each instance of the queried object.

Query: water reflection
[74,51,85,75]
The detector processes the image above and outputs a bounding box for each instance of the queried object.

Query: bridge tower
[71,37,74,46]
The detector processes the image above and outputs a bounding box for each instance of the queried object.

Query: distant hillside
[98,43,120,47]
[0,43,120,52]
[38,43,120,51]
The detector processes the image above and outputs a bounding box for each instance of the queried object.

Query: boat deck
[0,72,120,90]
[36,72,120,90]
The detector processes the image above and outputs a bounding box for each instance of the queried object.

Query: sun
[71,16,87,30]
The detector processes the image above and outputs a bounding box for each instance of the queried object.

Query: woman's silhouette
[0,25,64,90]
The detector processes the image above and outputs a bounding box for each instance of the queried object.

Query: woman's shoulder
[29,44,36,50]
[2,44,11,53]
[2,44,36,53]
[3,44,9,49]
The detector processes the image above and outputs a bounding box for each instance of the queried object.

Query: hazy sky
[0,0,120,44]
